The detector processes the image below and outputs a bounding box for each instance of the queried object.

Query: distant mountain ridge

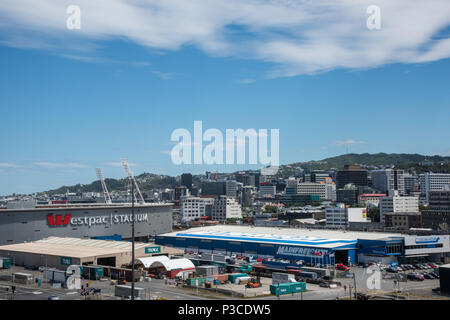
[39,153,450,195]
[286,153,450,170]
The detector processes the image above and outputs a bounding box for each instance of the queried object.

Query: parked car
[24,265,39,271]
[413,264,422,269]
[407,273,425,281]
[319,281,331,288]
[48,295,60,300]
[386,268,398,273]
[336,264,349,271]
[423,273,434,280]
[428,263,437,268]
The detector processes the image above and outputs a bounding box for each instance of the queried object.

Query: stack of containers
[228,273,249,284]
[196,265,219,277]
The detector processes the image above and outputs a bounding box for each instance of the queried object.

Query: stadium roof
[159,225,404,249]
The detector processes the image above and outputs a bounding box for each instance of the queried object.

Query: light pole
[131,181,135,301]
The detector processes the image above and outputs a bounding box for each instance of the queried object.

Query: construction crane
[121,158,145,204]
[96,168,112,204]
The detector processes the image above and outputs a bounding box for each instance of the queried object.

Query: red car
[257,258,262,262]
[428,263,437,268]
[336,263,350,271]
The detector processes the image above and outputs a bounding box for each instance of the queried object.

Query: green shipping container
[82,267,104,280]
[191,259,200,266]
[290,282,306,293]
[228,273,249,283]
[270,283,291,295]
[238,265,252,273]
[186,277,207,286]
[0,257,12,269]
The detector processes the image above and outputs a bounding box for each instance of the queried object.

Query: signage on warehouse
[47,213,148,228]
[145,246,161,254]
[276,245,329,257]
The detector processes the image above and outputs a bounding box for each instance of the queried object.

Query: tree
[367,207,380,222]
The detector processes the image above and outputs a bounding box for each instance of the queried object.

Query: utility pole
[353,273,357,300]
[131,181,135,301]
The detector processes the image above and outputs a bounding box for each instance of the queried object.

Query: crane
[121,158,145,204]
[96,168,112,204]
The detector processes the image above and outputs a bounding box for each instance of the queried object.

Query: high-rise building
[421,189,450,231]
[311,171,331,183]
[241,186,255,206]
[174,186,189,200]
[180,196,215,222]
[371,169,405,195]
[285,177,299,195]
[297,181,335,201]
[336,165,368,188]
[379,191,419,224]
[337,184,359,205]
[181,173,193,190]
[211,196,242,221]
[201,180,237,198]
[259,182,276,197]
[326,204,369,229]
[404,175,418,195]
[420,173,450,201]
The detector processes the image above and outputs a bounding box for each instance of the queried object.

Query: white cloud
[334,139,365,146]
[237,78,256,84]
[151,70,174,80]
[34,162,87,168]
[0,1,449,76]
[0,162,21,168]
[106,162,138,167]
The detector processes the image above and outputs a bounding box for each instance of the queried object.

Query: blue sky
[0,1,450,195]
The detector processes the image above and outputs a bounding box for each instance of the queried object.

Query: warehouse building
[0,236,183,270]
[155,225,450,265]
[0,203,173,245]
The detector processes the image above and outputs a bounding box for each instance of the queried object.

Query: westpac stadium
[155,225,450,265]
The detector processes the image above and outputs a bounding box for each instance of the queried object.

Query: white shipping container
[237,276,251,284]
[201,253,213,261]
[114,285,146,299]
[272,272,295,284]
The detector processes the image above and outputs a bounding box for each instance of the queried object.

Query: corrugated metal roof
[0,237,161,258]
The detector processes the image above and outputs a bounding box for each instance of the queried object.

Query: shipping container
[238,265,252,273]
[114,285,146,299]
[186,277,207,287]
[196,265,219,276]
[297,271,318,280]
[0,257,12,269]
[290,282,306,293]
[13,273,34,285]
[43,269,67,284]
[270,283,291,295]
[236,276,251,284]
[272,272,296,284]
[299,266,330,278]
[228,273,248,283]
[82,266,104,280]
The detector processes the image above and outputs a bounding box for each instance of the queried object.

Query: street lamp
[131,181,135,301]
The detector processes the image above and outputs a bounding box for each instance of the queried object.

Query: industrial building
[155,225,450,265]
[0,236,183,270]
[0,203,173,245]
